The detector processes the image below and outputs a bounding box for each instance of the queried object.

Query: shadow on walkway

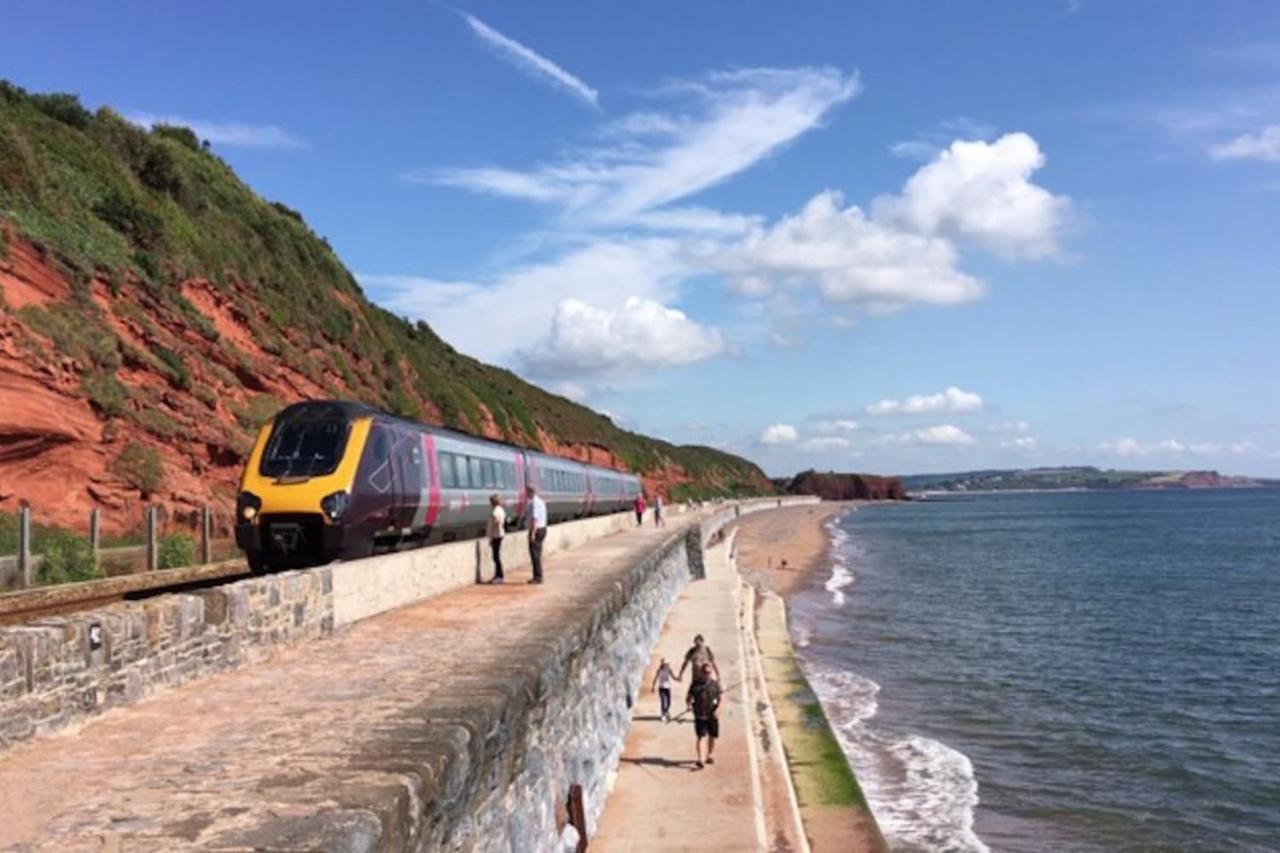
[619,755,701,771]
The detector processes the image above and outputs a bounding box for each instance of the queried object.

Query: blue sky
[4,1,1278,476]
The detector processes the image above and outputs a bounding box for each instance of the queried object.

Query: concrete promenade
[593,532,763,851]
[0,510,708,851]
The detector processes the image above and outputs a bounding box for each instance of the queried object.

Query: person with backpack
[687,662,721,768]
[634,493,647,526]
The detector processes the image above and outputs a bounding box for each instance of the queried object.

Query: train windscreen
[259,405,351,478]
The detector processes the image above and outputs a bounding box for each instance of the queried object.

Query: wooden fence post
[18,506,32,589]
[201,506,212,564]
[145,506,159,572]
[89,507,101,568]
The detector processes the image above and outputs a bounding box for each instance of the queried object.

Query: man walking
[678,634,720,684]
[526,484,548,584]
[488,493,506,583]
[687,662,721,768]
[634,493,646,526]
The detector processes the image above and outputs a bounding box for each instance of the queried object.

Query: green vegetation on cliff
[0,81,769,496]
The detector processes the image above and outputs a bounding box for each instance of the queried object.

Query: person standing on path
[688,663,721,768]
[634,493,646,526]
[526,484,548,584]
[678,633,720,684]
[654,493,665,527]
[487,493,506,584]
[651,658,678,722]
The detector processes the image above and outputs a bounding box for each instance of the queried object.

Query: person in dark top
[687,663,721,768]
[678,634,720,684]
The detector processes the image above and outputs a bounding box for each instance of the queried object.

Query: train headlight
[237,492,262,522]
[321,490,350,522]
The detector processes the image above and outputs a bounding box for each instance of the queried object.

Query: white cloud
[126,113,306,149]
[1209,125,1280,162]
[866,386,984,416]
[875,133,1070,259]
[427,66,859,224]
[521,296,725,381]
[463,13,599,108]
[801,436,851,452]
[1002,436,1038,450]
[760,424,799,445]
[988,419,1031,433]
[360,237,687,366]
[713,191,985,306]
[1098,437,1255,457]
[812,418,860,434]
[879,424,977,447]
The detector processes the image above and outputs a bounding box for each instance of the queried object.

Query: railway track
[0,559,251,625]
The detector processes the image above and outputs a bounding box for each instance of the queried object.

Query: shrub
[152,344,190,388]
[0,225,8,260]
[94,189,163,247]
[157,532,195,569]
[81,370,130,416]
[111,442,165,494]
[29,92,91,130]
[138,143,183,196]
[37,534,102,585]
[151,124,200,152]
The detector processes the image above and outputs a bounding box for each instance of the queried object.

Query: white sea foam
[823,515,857,606]
[806,661,989,853]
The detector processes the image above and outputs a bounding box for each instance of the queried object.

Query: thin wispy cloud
[126,113,307,149]
[463,13,599,108]
[427,66,860,225]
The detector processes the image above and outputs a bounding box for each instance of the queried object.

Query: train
[234,400,643,571]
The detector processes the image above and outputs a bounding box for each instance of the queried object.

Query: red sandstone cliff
[783,470,907,501]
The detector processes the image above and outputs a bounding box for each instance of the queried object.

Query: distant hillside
[901,466,1276,494]
[779,470,906,501]
[0,82,772,533]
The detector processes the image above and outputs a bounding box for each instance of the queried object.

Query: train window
[439,452,456,488]
[469,457,482,488]
[259,403,351,478]
[482,459,496,489]
[455,454,469,488]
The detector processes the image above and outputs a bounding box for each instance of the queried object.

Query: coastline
[731,502,889,852]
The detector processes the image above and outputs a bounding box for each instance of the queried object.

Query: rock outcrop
[783,470,907,501]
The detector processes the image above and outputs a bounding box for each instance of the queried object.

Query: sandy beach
[729,501,889,853]
[732,502,853,597]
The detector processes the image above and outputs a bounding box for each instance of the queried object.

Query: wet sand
[730,501,889,853]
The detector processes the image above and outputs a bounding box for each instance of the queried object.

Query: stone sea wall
[0,569,332,750]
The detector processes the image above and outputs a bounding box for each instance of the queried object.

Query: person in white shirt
[651,657,679,722]
[488,493,506,584]
[526,485,548,584]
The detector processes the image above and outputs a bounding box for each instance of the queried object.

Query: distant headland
[899,466,1279,494]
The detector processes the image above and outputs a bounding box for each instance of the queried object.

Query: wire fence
[0,506,237,592]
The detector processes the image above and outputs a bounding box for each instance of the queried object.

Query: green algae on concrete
[756,591,887,849]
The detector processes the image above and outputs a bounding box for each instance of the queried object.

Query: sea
[790,489,1280,853]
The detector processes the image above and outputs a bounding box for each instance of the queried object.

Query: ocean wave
[805,656,988,853]
[823,514,857,606]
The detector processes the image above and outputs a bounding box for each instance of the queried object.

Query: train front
[235,400,370,571]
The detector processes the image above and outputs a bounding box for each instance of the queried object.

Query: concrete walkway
[0,512,695,851]
[593,536,776,852]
